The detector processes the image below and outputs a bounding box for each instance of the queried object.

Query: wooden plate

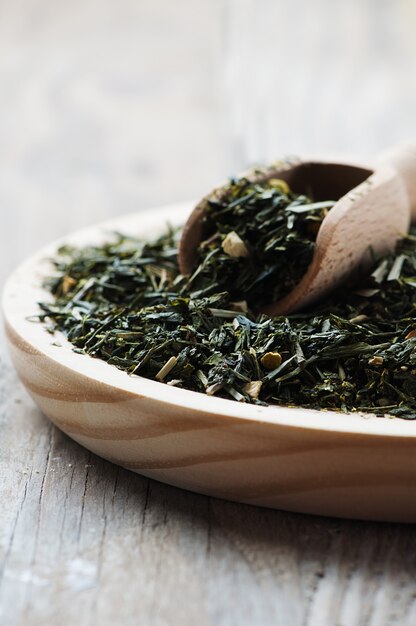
[3,203,416,523]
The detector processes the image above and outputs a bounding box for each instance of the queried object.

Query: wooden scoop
[179,144,416,315]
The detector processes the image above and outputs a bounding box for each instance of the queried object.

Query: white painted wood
[2,0,416,624]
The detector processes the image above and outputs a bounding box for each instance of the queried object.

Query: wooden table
[2,1,416,624]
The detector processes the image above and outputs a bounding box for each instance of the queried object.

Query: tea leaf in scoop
[181,177,334,307]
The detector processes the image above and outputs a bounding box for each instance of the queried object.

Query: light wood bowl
[3,203,416,523]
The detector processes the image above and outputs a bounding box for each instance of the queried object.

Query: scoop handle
[378,144,416,220]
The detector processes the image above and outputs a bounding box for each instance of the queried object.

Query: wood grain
[2,0,416,624]
[5,206,416,524]
[3,358,416,626]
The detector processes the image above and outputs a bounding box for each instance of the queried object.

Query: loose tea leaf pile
[38,179,416,419]
[184,177,334,305]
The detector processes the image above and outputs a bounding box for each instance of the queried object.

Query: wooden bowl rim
[3,201,416,439]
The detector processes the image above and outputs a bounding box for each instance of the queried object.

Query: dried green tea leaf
[37,181,416,419]
[182,177,333,306]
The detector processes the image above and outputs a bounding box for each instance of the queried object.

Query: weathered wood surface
[2,0,416,624]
